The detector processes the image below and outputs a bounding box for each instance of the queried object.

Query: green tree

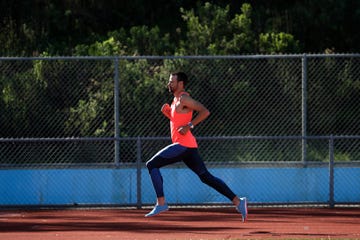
[259,32,300,54]
[178,2,255,55]
[74,26,174,56]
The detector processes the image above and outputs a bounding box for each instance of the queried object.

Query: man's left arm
[181,95,210,127]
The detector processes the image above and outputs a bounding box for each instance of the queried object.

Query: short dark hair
[172,72,188,87]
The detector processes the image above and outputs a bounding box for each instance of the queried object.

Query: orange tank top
[170,92,198,148]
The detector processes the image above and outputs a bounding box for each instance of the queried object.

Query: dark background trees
[1,0,359,56]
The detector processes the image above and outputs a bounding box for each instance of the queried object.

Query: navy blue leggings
[146,143,236,201]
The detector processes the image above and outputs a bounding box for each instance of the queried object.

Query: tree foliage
[1,1,359,56]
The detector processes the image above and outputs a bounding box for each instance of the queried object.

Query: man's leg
[183,148,248,221]
[183,148,236,201]
[145,143,187,217]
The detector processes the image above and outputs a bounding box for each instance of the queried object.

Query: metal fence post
[136,137,142,209]
[302,54,308,165]
[329,135,335,208]
[114,57,120,166]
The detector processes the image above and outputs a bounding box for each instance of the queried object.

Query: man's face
[167,74,178,93]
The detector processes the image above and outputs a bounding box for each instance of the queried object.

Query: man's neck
[174,89,185,98]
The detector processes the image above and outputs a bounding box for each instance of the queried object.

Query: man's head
[168,72,188,93]
[172,72,188,87]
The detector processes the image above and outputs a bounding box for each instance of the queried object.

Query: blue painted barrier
[0,167,359,206]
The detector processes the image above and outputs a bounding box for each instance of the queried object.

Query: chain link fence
[1,54,360,207]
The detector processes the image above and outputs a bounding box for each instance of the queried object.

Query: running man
[145,72,247,222]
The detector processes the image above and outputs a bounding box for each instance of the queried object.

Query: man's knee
[146,160,154,172]
[199,171,213,184]
[146,155,162,172]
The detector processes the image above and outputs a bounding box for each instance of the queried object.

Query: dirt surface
[1,207,359,239]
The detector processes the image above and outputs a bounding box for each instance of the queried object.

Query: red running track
[1,207,359,239]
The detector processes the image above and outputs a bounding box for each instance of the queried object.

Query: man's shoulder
[179,92,192,102]
[180,91,190,97]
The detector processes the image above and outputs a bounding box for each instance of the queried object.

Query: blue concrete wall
[0,167,359,206]
[0,169,137,205]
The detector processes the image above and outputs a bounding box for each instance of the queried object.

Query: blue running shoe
[145,204,169,217]
[236,197,248,222]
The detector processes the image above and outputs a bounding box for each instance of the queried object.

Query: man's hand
[177,125,191,135]
[161,103,171,119]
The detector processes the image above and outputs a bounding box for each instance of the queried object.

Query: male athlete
[145,72,247,221]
